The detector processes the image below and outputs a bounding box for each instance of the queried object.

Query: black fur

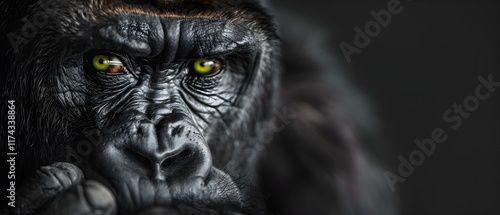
[1,0,394,214]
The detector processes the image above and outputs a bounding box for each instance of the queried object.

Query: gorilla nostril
[160,147,194,170]
[178,148,194,158]
[124,143,199,178]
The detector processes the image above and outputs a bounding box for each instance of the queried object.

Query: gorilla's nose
[124,119,212,181]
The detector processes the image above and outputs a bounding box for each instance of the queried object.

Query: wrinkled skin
[0,0,395,215]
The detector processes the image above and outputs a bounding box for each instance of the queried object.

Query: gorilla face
[2,0,279,213]
[2,0,397,215]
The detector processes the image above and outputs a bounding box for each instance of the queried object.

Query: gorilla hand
[8,163,117,215]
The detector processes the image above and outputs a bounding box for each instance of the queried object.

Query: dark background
[269,0,500,215]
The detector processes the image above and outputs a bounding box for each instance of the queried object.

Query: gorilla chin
[86,165,242,214]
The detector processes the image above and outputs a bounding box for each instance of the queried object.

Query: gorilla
[0,0,395,214]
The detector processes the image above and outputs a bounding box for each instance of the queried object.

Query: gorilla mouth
[87,161,242,214]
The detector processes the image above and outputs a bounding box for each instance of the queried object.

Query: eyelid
[108,59,123,66]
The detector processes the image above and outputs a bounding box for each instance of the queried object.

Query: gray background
[269,0,500,214]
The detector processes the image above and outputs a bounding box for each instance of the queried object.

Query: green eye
[191,58,223,75]
[92,55,110,71]
[91,54,125,74]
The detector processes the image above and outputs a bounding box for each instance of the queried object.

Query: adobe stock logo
[339,0,406,64]
[384,74,500,192]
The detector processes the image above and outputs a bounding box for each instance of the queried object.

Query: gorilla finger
[38,180,117,215]
[11,162,84,215]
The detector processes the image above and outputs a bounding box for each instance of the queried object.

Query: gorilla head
[1,0,394,215]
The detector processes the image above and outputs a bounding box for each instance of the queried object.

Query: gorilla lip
[85,161,242,213]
